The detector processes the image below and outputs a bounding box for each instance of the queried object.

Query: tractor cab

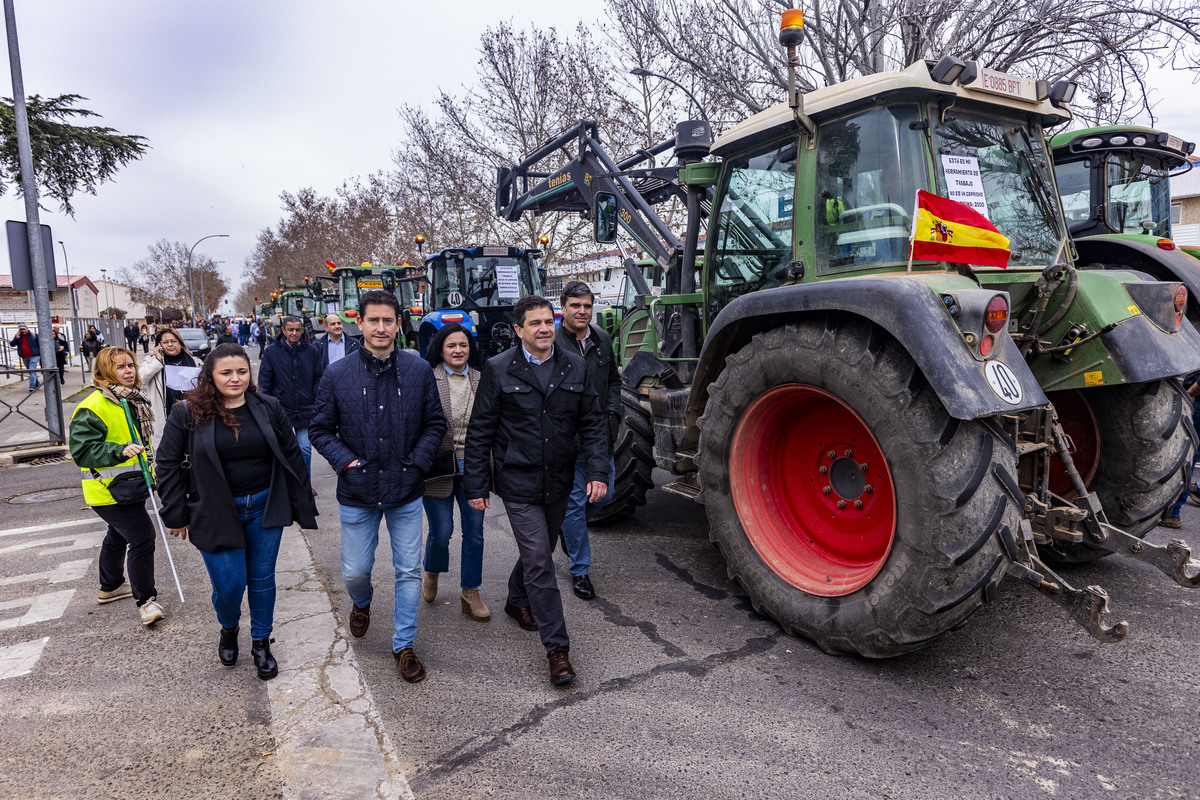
[419,245,546,357]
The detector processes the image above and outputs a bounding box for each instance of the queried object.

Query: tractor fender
[1076,236,1200,319]
[689,276,1048,424]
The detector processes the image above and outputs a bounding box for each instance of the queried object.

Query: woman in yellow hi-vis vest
[68,347,165,627]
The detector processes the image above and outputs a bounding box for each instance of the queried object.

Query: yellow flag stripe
[915,208,1010,251]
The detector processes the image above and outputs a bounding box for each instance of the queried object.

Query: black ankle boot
[218,625,239,666]
[251,637,278,681]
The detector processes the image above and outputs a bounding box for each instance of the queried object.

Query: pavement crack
[654,552,728,600]
[655,552,771,622]
[410,634,782,787]
[590,596,686,657]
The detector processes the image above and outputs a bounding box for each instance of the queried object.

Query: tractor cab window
[1105,153,1171,237]
[815,105,925,274]
[707,141,796,309]
[432,254,541,308]
[1054,158,1092,231]
[933,111,1066,267]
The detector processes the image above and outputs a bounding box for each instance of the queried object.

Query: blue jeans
[422,466,485,589]
[1169,399,1200,517]
[198,489,283,640]
[339,498,424,653]
[21,355,40,389]
[561,457,616,576]
[294,427,311,473]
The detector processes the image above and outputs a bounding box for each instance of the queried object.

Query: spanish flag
[909,190,1011,269]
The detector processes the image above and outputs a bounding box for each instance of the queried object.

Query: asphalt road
[304,459,1200,800]
[3,442,1199,798]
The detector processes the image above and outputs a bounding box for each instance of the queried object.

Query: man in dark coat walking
[464,295,608,686]
[310,290,446,683]
[553,281,621,600]
[258,316,323,472]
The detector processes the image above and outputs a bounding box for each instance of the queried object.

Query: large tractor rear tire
[589,387,656,525]
[1043,380,1196,564]
[696,318,1020,658]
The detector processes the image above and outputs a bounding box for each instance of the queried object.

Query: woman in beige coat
[420,323,488,621]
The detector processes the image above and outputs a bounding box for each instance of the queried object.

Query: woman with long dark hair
[156,343,317,680]
[420,323,489,621]
[68,347,164,627]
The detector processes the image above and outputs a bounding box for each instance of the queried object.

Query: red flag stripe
[910,242,1010,269]
[916,190,996,230]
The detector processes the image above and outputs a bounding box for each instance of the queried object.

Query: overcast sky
[3,1,1197,308]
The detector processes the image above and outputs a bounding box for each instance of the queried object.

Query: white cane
[146,482,185,603]
[121,398,185,603]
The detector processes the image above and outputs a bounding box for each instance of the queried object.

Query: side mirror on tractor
[595,192,618,243]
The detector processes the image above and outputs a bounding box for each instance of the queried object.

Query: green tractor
[324,261,424,347]
[497,19,1200,657]
[1051,126,1200,320]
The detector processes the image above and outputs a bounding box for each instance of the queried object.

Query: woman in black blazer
[156,343,318,680]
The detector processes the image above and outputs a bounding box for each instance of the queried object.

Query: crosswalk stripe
[0,589,75,630]
[0,517,97,538]
[0,637,50,680]
[0,559,92,587]
[0,532,104,557]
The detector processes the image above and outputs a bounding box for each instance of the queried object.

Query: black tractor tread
[589,387,655,526]
[697,317,1017,658]
[1046,378,1195,563]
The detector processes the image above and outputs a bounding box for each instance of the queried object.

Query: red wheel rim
[1046,390,1100,498]
[729,385,897,596]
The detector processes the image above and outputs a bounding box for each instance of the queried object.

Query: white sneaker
[97,583,133,604]
[139,597,165,626]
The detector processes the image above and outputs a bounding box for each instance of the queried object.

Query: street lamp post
[58,240,85,381]
[187,234,229,324]
[99,268,113,315]
[629,67,710,123]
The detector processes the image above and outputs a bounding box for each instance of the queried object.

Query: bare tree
[390,22,663,271]
[240,175,407,300]
[608,0,1200,126]
[118,239,228,319]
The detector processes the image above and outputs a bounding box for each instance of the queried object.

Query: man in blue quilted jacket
[310,290,446,683]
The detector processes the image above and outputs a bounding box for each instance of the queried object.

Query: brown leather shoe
[548,647,575,686]
[422,572,438,603]
[395,648,426,683]
[348,603,370,638]
[504,601,537,631]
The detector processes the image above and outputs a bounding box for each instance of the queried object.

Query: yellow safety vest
[72,389,151,507]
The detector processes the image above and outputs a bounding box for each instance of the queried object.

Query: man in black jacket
[258,316,323,473]
[464,295,608,686]
[310,290,446,683]
[554,281,620,600]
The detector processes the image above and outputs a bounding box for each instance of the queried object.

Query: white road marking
[0,532,104,557]
[0,559,91,587]
[268,528,415,799]
[0,589,75,630]
[0,637,50,680]
[0,517,98,537]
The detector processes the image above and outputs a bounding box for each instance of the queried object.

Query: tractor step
[661,475,701,500]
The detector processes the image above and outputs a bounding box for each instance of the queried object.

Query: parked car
[176,327,211,358]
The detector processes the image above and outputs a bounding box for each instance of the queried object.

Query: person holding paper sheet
[140,328,199,418]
